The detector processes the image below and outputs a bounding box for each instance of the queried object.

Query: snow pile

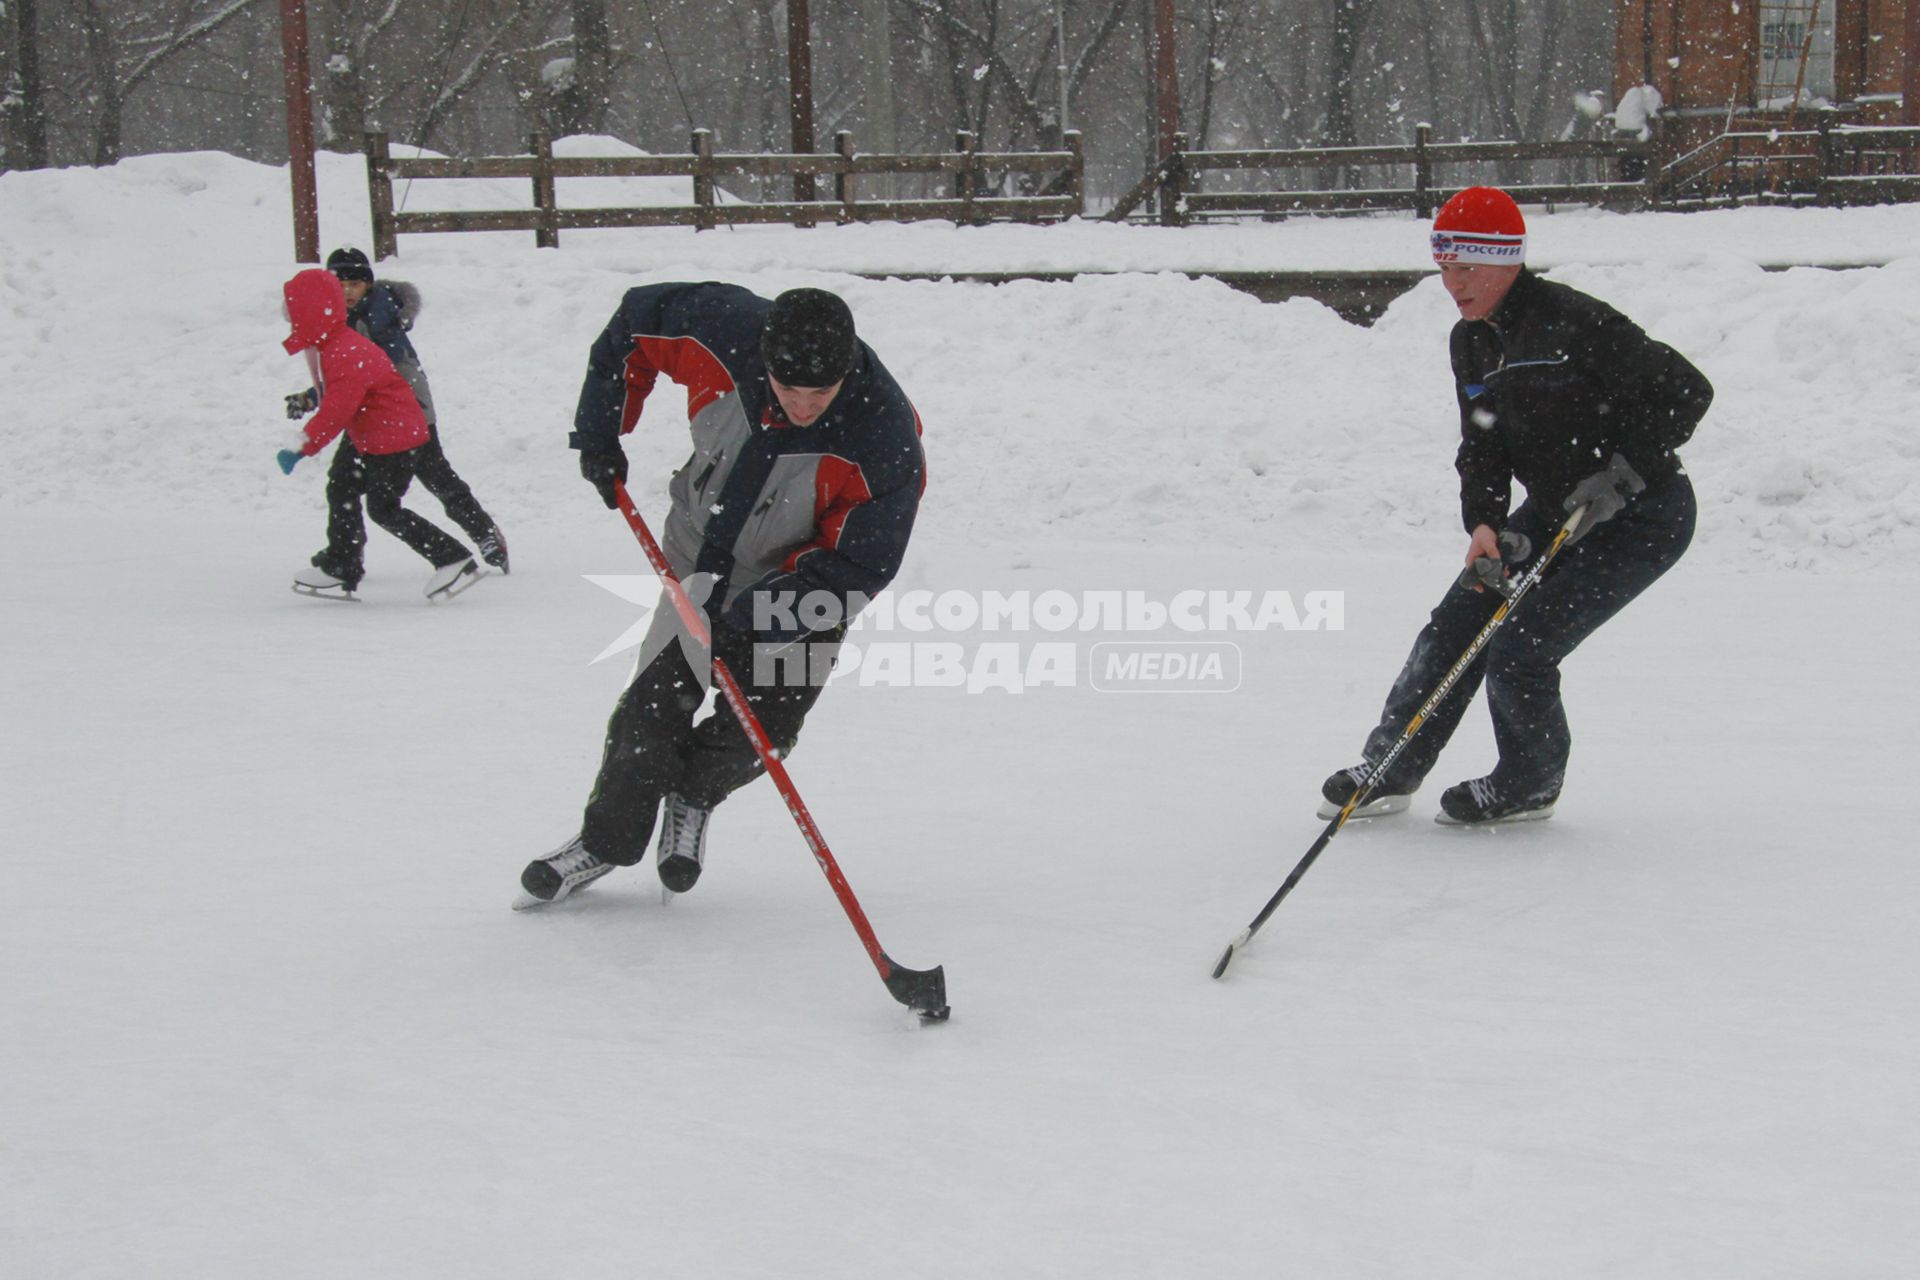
[2,148,1917,569]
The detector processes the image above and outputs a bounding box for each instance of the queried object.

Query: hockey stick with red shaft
[1211,505,1590,980]
[611,480,950,1021]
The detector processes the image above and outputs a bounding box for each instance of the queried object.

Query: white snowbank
[2,148,1917,570]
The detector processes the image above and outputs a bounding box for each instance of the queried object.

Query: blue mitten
[276,448,304,475]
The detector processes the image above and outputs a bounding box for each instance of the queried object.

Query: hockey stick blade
[881,955,950,1022]
[1211,929,1252,980]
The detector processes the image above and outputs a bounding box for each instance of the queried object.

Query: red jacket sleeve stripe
[622,335,736,434]
[784,455,873,570]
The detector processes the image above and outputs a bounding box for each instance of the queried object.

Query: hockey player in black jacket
[1321,187,1714,825]
[518,284,925,906]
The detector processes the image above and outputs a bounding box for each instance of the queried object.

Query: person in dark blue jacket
[517,284,926,908]
[286,248,508,575]
[1320,188,1713,826]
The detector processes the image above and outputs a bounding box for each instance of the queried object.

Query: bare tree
[315,0,406,152]
[542,0,613,135]
[68,0,267,165]
[1187,0,1253,149]
[896,0,1134,150]
[2,0,53,169]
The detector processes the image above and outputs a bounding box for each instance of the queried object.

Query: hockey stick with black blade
[1211,505,1590,980]
[611,481,950,1022]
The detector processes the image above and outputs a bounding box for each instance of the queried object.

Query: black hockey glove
[1563,453,1646,544]
[578,448,629,509]
[285,389,318,419]
[1457,530,1534,596]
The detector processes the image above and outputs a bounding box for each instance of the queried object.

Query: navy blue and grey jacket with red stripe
[569,282,925,633]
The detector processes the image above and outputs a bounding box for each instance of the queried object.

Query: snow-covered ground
[2,148,1916,1278]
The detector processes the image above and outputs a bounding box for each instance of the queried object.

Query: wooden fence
[366,129,1084,258]
[1660,121,1920,206]
[1106,125,1652,224]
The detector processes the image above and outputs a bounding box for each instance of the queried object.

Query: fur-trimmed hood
[380,279,423,330]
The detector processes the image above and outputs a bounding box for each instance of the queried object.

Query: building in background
[1615,1,1920,197]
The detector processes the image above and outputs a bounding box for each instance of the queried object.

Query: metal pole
[788,0,816,201]
[279,0,319,262]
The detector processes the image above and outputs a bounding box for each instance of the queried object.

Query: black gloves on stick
[1458,529,1534,596]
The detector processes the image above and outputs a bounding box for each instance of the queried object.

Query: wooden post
[365,131,397,260]
[279,0,320,262]
[1413,122,1433,218]
[1064,129,1085,218]
[1157,131,1187,227]
[692,129,716,231]
[530,132,558,249]
[1815,114,1836,205]
[788,0,816,201]
[1908,0,1920,127]
[1150,0,1179,164]
[835,130,858,222]
[954,130,977,209]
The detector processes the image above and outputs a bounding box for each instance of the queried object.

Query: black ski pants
[582,619,843,865]
[312,440,471,586]
[323,428,495,564]
[1359,472,1696,802]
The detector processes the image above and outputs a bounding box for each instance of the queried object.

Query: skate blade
[292,582,358,601]
[1434,804,1556,827]
[426,562,487,603]
[1316,794,1412,821]
[511,891,551,911]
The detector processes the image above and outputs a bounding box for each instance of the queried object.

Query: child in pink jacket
[277,267,481,601]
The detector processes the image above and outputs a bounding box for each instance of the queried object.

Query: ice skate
[425,556,484,602]
[477,528,510,575]
[1435,776,1558,826]
[1316,763,1414,820]
[292,566,358,601]
[656,793,712,896]
[513,834,614,909]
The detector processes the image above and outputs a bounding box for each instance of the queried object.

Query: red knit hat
[1430,187,1526,266]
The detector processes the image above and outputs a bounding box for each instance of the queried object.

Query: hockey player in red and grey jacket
[276,267,481,601]
[517,284,926,908]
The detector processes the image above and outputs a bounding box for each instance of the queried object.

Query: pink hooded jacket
[282,268,428,458]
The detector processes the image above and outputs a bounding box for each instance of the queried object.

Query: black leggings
[312,438,473,586]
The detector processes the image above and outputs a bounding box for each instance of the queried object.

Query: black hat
[761,288,857,387]
[326,246,374,283]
